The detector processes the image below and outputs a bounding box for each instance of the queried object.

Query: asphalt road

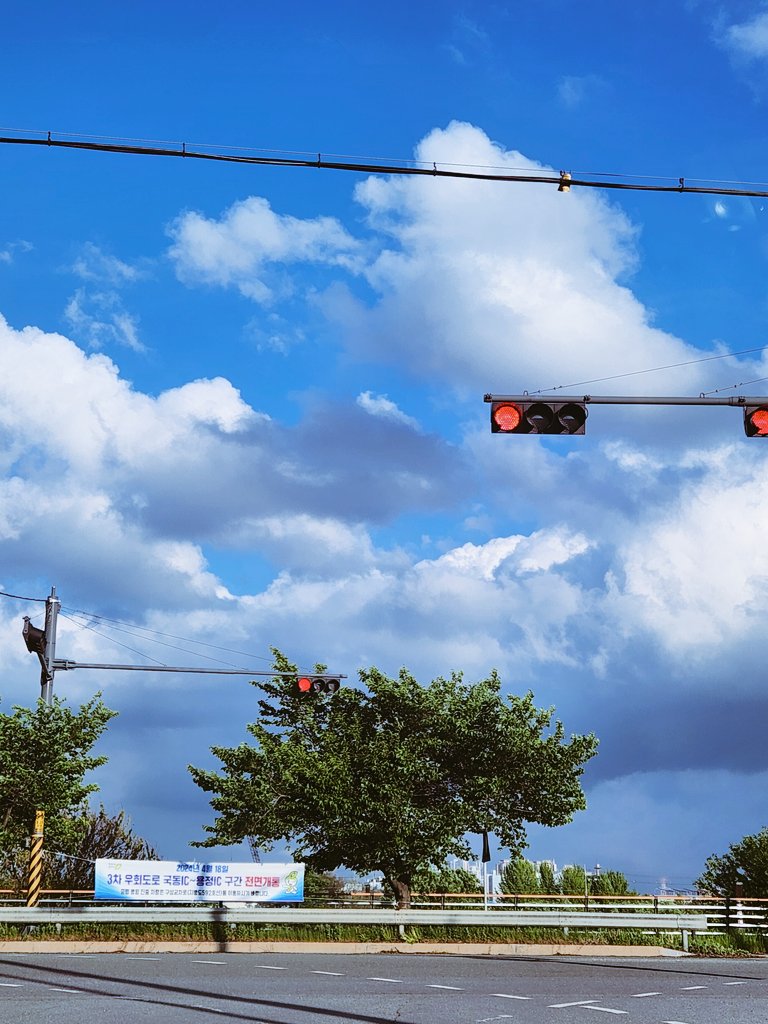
[0,952,764,1024]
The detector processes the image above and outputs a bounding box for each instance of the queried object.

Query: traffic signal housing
[744,405,768,437]
[490,400,588,435]
[294,675,341,696]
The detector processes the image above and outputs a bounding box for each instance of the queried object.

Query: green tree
[0,695,116,886]
[539,860,559,894]
[499,857,540,895]
[189,652,597,908]
[590,870,634,897]
[695,828,768,898]
[560,864,588,897]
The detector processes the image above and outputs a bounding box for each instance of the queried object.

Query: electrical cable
[0,589,46,603]
[6,128,768,198]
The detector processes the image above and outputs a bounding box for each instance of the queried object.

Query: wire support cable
[59,612,168,667]
[63,610,258,671]
[530,345,768,396]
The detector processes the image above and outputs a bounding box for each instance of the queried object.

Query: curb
[0,940,687,956]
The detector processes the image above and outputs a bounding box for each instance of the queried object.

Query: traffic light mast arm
[484,393,768,406]
[52,661,346,678]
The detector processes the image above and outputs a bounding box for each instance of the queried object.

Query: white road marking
[632,991,662,997]
[429,984,465,990]
[492,993,532,1000]
[128,956,162,960]
[192,960,228,965]
[49,988,79,993]
[549,1000,598,1008]
[0,983,22,988]
[723,981,747,985]
[662,1020,694,1023]
[311,970,346,976]
[680,985,707,990]
[584,1008,628,1015]
[253,965,287,970]
[367,976,403,983]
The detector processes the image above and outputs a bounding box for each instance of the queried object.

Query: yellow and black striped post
[25,810,45,907]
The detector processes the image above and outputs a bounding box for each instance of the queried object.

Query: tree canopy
[0,695,115,852]
[189,652,598,907]
[0,694,119,890]
[695,827,768,897]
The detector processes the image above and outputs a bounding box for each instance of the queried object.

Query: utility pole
[21,586,60,907]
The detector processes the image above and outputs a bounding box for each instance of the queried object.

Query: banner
[94,859,304,902]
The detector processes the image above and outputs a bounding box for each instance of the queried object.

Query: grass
[2,921,764,952]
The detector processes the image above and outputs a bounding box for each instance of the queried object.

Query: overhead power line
[0,588,46,603]
[5,128,768,198]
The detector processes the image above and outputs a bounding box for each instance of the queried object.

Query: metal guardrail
[0,905,710,951]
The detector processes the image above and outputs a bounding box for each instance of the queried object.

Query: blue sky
[3,0,768,892]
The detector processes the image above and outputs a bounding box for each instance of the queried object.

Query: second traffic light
[295,675,341,696]
[744,405,768,437]
[490,400,588,435]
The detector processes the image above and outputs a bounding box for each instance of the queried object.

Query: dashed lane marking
[252,965,288,970]
[311,971,346,976]
[48,988,80,993]
[680,985,707,990]
[723,981,748,985]
[366,977,403,983]
[127,957,162,961]
[191,960,228,965]
[548,1001,598,1008]
[0,983,22,987]
[584,1008,628,1015]
[428,984,465,990]
[631,991,662,997]
[492,993,532,1000]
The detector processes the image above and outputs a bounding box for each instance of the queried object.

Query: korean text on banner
[93,860,304,902]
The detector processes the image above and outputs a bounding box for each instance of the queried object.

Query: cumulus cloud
[167,196,362,303]
[319,122,720,399]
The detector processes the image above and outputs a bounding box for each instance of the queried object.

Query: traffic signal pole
[21,587,344,904]
[24,586,60,906]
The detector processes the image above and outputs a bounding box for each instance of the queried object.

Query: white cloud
[721,10,768,60]
[167,196,362,303]
[356,390,420,429]
[0,240,32,264]
[64,288,145,352]
[70,242,144,284]
[320,122,714,399]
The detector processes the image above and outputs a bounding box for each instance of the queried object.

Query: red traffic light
[294,675,341,695]
[491,402,522,432]
[745,406,768,437]
[490,400,587,435]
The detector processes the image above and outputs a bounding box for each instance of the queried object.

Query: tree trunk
[389,877,411,909]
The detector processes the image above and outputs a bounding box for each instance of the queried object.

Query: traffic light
[490,400,588,435]
[744,405,768,437]
[295,675,341,696]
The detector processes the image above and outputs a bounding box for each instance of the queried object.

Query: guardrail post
[681,928,689,953]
